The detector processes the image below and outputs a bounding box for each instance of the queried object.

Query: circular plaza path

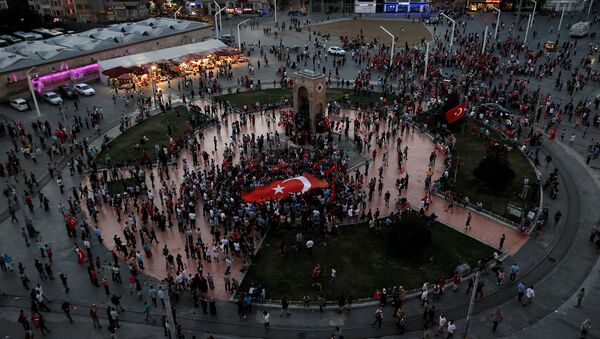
[89,100,526,300]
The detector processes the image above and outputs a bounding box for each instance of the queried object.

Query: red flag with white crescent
[445,102,467,124]
[242,173,329,202]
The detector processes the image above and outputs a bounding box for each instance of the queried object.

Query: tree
[473,154,515,191]
[386,213,432,257]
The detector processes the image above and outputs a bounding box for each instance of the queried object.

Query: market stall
[98,39,243,85]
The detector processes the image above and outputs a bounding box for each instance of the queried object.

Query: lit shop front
[383,1,429,12]
[466,0,513,11]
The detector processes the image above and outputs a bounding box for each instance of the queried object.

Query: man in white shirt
[306,240,314,256]
[525,285,535,305]
[446,320,456,337]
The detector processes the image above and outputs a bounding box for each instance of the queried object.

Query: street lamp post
[424,42,430,80]
[524,14,532,44]
[558,2,567,32]
[530,0,537,28]
[481,26,489,54]
[174,5,182,20]
[274,0,278,23]
[489,5,501,40]
[439,13,456,48]
[379,26,395,68]
[213,1,221,38]
[463,272,480,338]
[25,67,41,118]
[237,19,250,50]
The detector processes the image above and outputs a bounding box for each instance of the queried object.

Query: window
[76,4,83,9]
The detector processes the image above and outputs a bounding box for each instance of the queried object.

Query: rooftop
[0,18,209,73]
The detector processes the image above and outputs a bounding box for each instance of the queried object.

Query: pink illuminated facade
[29,63,99,93]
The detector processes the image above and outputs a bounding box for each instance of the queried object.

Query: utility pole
[463,272,480,338]
[162,284,177,338]
[489,5,501,40]
[379,26,395,68]
[481,26,488,54]
[439,13,456,49]
[516,0,524,28]
[26,67,41,118]
[424,42,430,80]
[237,19,250,50]
[558,2,567,32]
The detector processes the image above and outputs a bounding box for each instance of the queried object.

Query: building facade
[27,0,149,22]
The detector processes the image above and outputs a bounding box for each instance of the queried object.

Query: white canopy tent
[98,39,227,84]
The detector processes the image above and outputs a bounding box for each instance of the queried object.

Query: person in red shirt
[90,304,101,329]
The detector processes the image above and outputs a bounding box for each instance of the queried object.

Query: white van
[570,21,590,37]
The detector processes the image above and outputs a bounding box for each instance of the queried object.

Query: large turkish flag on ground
[445,102,467,124]
[242,173,329,202]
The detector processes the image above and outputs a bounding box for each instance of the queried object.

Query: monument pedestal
[293,70,327,137]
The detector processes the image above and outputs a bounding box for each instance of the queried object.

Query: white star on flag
[273,184,284,194]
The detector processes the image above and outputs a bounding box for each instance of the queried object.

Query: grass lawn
[97,105,202,166]
[217,88,399,108]
[106,178,138,195]
[453,120,539,218]
[240,220,493,301]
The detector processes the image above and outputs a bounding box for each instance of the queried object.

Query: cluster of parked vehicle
[9,83,96,112]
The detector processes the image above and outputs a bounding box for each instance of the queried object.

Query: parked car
[218,34,235,45]
[41,92,63,105]
[74,83,95,96]
[327,46,346,56]
[570,21,590,37]
[58,84,79,100]
[10,98,30,111]
[0,34,22,44]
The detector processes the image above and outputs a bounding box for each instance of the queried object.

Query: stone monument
[293,70,327,137]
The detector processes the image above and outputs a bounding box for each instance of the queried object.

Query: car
[327,46,346,56]
[58,85,79,100]
[424,16,439,24]
[41,92,63,105]
[288,10,306,16]
[218,34,235,45]
[570,21,591,37]
[74,83,95,96]
[9,98,30,111]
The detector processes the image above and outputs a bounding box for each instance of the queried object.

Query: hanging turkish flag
[242,173,329,202]
[445,102,467,124]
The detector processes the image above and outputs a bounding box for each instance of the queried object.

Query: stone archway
[296,86,310,134]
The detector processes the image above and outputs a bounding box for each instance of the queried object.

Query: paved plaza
[0,6,599,339]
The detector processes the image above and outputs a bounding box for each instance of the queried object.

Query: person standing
[517,282,526,302]
[143,301,153,321]
[575,288,585,307]
[90,304,101,329]
[61,301,74,323]
[465,212,472,231]
[437,313,447,335]
[31,312,50,335]
[18,309,30,330]
[59,272,70,293]
[499,234,506,250]
[280,296,290,316]
[446,320,456,338]
[524,285,535,306]
[491,308,503,332]
[372,306,383,328]
[509,262,520,281]
[263,310,271,331]
[102,277,110,296]
[209,297,217,316]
